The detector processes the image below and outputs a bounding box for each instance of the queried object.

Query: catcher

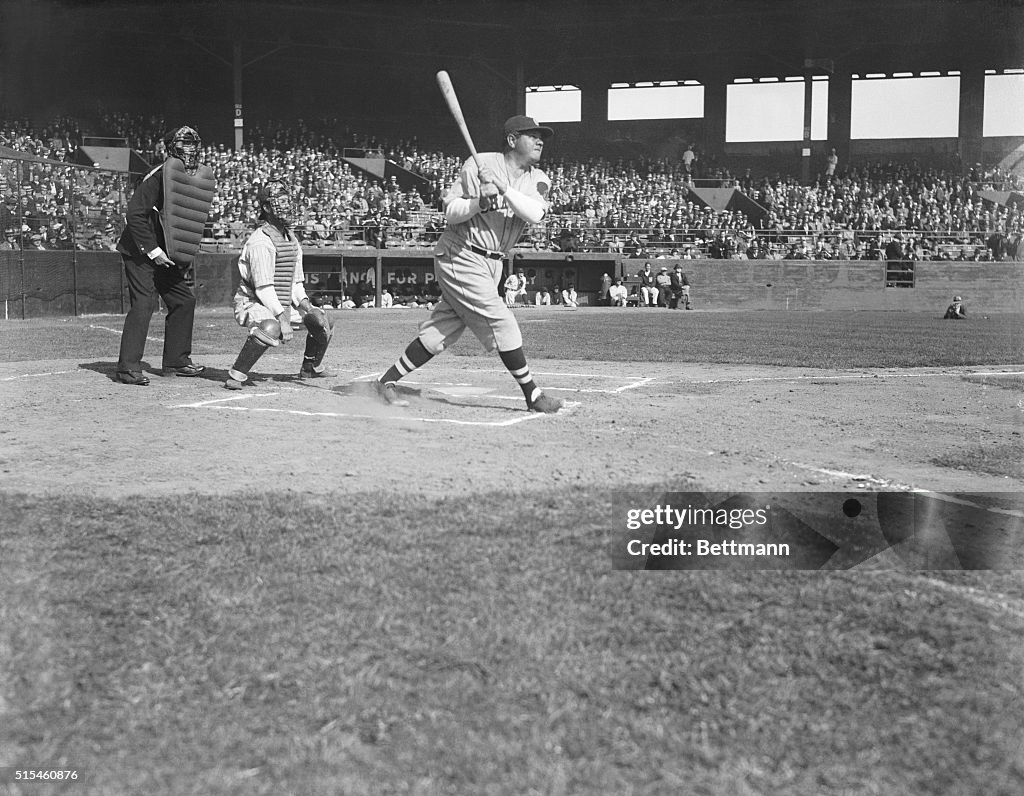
[225,180,334,390]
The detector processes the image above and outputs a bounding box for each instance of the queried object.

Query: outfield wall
[1,250,1021,318]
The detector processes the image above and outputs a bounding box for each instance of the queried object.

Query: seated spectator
[670,264,691,310]
[381,286,394,308]
[637,262,658,306]
[654,266,672,307]
[535,286,552,306]
[608,277,628,307]
[561,284,578,308]
[943,295,967,319]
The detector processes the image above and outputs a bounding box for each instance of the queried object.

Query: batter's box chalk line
[347,369,653,395]
[170,392,579,427]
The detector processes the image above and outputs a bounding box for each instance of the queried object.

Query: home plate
[431,386,497,396]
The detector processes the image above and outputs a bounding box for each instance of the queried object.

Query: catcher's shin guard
[230,320,279,379]
[302,310,333,369]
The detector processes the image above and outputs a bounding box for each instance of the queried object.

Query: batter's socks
[380,338,433,385]
[499,347,543,407]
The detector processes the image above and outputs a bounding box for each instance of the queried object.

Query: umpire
[115,125,210,385]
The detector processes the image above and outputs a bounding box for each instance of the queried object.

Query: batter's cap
[503,115,553,140]
[953,295,962,301]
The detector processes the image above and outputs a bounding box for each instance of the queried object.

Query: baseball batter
[225,180,334,390]
[374,115,563,413]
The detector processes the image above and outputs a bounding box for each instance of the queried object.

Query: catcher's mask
[165,125,201,171]
[258,180,294,227]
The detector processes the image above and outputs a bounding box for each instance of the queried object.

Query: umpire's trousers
[117,255,197,372]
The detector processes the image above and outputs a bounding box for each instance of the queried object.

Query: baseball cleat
[298,365,329,379]
[116,370,150,386]
[529,392,564,414]
[375,380,409,407]
[163,363,205,377]
[224,378,245,390]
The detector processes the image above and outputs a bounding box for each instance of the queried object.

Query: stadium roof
[24,0,1024,83]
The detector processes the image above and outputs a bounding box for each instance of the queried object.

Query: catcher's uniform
[418,154,549,354]
[233,223,307,326]
[226,220,333,387]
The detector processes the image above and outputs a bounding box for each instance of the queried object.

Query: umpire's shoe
[163,362,205,377]
[116,370,150,386]
[529,391,564,414]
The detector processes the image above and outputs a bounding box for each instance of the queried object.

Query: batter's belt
[469,243,504,261]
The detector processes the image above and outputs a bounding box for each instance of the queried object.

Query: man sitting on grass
[943,295,967,319]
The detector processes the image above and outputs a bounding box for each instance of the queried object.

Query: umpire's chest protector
[161,157,216,267]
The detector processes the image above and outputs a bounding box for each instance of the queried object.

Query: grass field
[1,308,1023,795]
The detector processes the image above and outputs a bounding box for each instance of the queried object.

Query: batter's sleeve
[502,186,547,224]
[444,164,483,225]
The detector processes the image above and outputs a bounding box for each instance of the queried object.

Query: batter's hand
[152,252,176,267]
[478,164,508,195]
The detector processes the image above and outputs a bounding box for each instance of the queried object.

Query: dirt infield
[2,309,1022,500]
[3,309,1024,794]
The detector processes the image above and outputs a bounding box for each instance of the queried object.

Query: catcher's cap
[164,125,200,146]
[504,115,553,140]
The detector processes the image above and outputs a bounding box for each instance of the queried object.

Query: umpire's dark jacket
[117,165,167,262]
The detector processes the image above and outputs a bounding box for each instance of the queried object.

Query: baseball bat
[436,70,483,173]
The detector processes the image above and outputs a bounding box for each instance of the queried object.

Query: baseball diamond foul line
[692,369,1024,384]
[2,369,76,381]
[921,578,1024,621]
[89,323,163,344]
[171,393,281,408]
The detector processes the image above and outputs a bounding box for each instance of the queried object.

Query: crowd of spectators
[2,112,1021,261]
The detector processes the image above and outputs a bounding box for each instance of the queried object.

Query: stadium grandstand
[1,0,1022,313]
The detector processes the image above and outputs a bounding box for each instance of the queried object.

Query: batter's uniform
[417,153,549,356]
[226,221,333,387]
[375,114,562,414]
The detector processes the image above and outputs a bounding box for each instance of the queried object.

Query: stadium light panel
[607,84,705,120]
[525,86,581,122]
[984,73,1024,136]
[851,75,960,138]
